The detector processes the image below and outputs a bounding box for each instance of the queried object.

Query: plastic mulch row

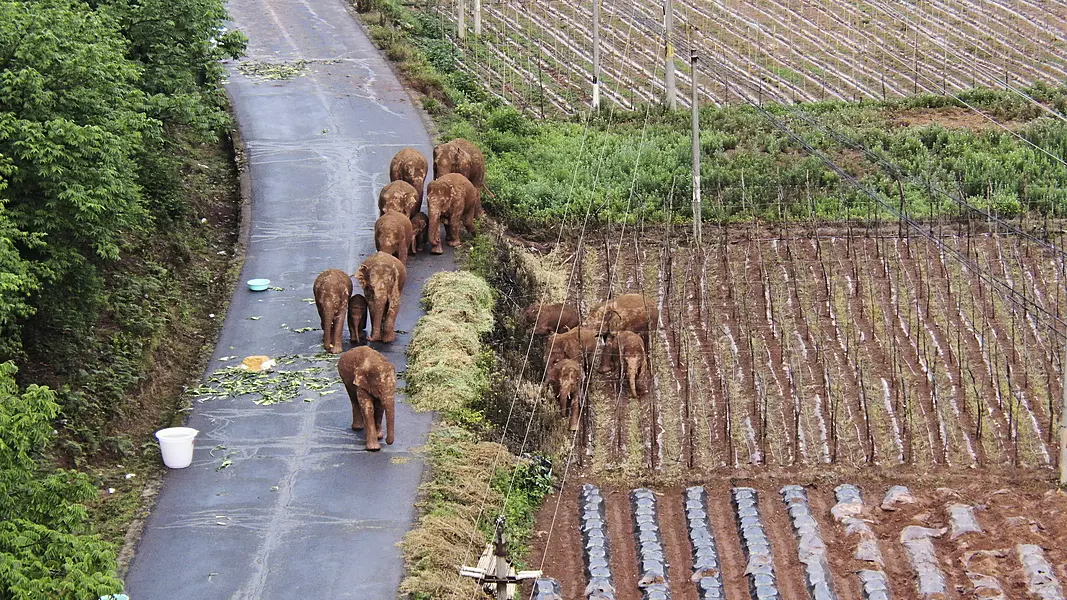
[530,577,563,600]
[1017,544,1065,600]
[630,488,670,600]
[683,486,726,600]
[580,484,616,600]
[732,487,781,600]
[780,485,838,600]
[832,484,890,600]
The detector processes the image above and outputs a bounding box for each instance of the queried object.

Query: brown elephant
[411,211,428,254]
[356,251,406,343]
[374,211,414,265]
[522,302,579,335]
[545,326,599,371]
[606,331,647,398]
[337,346,396,451]
[390,147,428,204]
[548,358,583,431]
[314,268,352,354]
[348,292,368,345]
[378,180,420,218]
[426,173,481,254]
[432,138,486,192]
[587,293,659,373]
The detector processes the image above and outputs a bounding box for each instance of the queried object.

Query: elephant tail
[385,395,395,445]
[482,182,497,199]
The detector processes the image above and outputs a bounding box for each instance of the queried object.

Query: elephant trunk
[369,295,386,341]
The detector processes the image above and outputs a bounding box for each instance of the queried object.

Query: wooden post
[664,0,676,108]
[1060,342,1067,486]
[592,0,601,109]
[473,0,480,36]
[691,48,702,246]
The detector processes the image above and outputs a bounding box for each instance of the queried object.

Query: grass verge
[400,269,552,599]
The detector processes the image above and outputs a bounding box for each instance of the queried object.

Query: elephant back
[338,346,396,392]
[378,180,420,217]
[389,148,428,187]
[356,251,407,295]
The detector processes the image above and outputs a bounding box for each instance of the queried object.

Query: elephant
[548,358,583,431]
[374,211,414,265]
[356,251,406,343]
[522,302,579,335]
[348,292,368,345]
[545,326,599,371]
[378,180,420,218]
[432,138,486,192]
[586,293,659,371]
[411,211,429,254]
[390,147,428,204]
[426,173,481,254]
[606,331,647,398]
[313,268,352,354]
[337,346,396,451]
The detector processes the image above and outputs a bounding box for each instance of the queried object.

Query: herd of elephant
[523,293,659,431]
[311,138,487,451]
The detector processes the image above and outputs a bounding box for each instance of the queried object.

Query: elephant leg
[332,304,346,353]
[317,303,332,353]
[626,358,639,398]
[382,293,399,343]
[568,393,581,431]
[462,205,477,236]
[597,345,613,373]
[397,239,408,265]
[358,387,380,451]
[558,387,568,415]
[368,296,386,342]
[428,208,443,254]
[374,401,385,440]
[346,381,364,431]
[636,360,648,396]
[446,216,462,247]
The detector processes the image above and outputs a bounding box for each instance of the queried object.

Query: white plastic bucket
[155,427,199,468]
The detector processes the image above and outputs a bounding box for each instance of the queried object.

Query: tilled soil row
[531,476,1067,600]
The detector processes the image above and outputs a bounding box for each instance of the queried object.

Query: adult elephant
[547,358,583,431]
[355,251,406,343]
[544,326,599,371]
[378,180,420,218]
[374,211,414,265]
[522,302,579,335]
[432,138,486,193]
[586,293,658,372]
[337,346,396,451]
[389,147,428,204]
[426,173,481,254]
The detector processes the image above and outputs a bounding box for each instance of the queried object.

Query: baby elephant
[522,302,579,335]
[411,212,428,254]
[374,211,414,265]
[607,331,647,398]
[338,346,396,451]
[545,326,599,371]
[548,358,583,431]
[348,292,368,345]
[314,268,352,354]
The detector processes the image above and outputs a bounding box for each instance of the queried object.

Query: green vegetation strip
[400,270,550,599]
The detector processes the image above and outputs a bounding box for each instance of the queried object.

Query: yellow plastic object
[240,355,275,371]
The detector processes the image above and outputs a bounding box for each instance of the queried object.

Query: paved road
[123,0,447,596]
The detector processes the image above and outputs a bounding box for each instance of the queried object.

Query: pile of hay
[398,427,516,599]
[405,271,494,413]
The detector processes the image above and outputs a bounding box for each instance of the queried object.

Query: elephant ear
[355,264,369,289]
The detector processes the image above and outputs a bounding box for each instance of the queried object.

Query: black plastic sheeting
[832,484,890,600]
[1017,544,1065,600]
[732,487,781,600]
[780,485,838,600]
[683,487,726,600]
[630,488,671,600]
[580,484,616,600]
[531,577,564,600]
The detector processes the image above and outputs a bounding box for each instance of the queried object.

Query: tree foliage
[0,362,122,598]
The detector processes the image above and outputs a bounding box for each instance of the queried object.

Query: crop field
[516,225,1067,598]
[434,0,1067,113]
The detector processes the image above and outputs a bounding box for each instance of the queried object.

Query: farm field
[437,0,1067,113]
[515,225,1067,598]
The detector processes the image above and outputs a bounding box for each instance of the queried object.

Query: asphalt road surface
[123,0,448,596]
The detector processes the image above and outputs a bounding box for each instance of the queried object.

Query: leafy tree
[0,361,121,598]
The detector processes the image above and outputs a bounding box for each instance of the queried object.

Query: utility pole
[459,517,542,599]
[691,48,702,246]
[474,0,480,36]
[457,0,466,39]
[592,0,601,109]
[664,0,676,109]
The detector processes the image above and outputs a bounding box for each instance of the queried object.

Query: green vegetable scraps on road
[292,326,318,333]
[216,459,233,472]
[237,60,309,81]
[268,286,285,291]
[186,355,341,406]
[302,298,316,304]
